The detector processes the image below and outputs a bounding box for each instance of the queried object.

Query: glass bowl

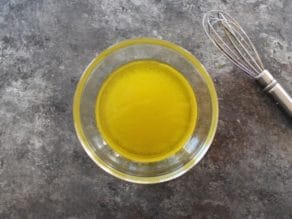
[73,38,218,184]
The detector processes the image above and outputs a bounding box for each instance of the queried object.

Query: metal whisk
[203,10,292,117]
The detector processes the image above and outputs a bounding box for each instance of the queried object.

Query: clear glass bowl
[73,38,218,184]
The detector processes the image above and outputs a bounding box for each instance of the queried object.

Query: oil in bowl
[74,38,218,183]
[96,60,197,163]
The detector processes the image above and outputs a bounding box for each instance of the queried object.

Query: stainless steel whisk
[203,10,292,117]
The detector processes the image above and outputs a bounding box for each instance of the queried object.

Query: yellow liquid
[95,60,197,162]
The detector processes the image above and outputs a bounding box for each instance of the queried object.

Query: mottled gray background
[0,0,291,218]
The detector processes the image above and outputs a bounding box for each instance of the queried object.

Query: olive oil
[95,60,197,162]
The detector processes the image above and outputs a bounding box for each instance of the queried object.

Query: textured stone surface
[0,0,291,218]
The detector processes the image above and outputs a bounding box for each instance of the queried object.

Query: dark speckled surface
[0,0,291,218]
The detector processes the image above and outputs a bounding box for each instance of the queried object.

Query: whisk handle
[256,70,292,117]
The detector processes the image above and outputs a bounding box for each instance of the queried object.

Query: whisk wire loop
[203,10,264,77]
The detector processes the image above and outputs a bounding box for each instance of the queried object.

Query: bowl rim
[73,38,219,184]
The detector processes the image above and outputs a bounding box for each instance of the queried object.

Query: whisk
[203,10,292,117]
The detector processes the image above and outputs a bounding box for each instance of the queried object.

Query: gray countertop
[0,0,291,218]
